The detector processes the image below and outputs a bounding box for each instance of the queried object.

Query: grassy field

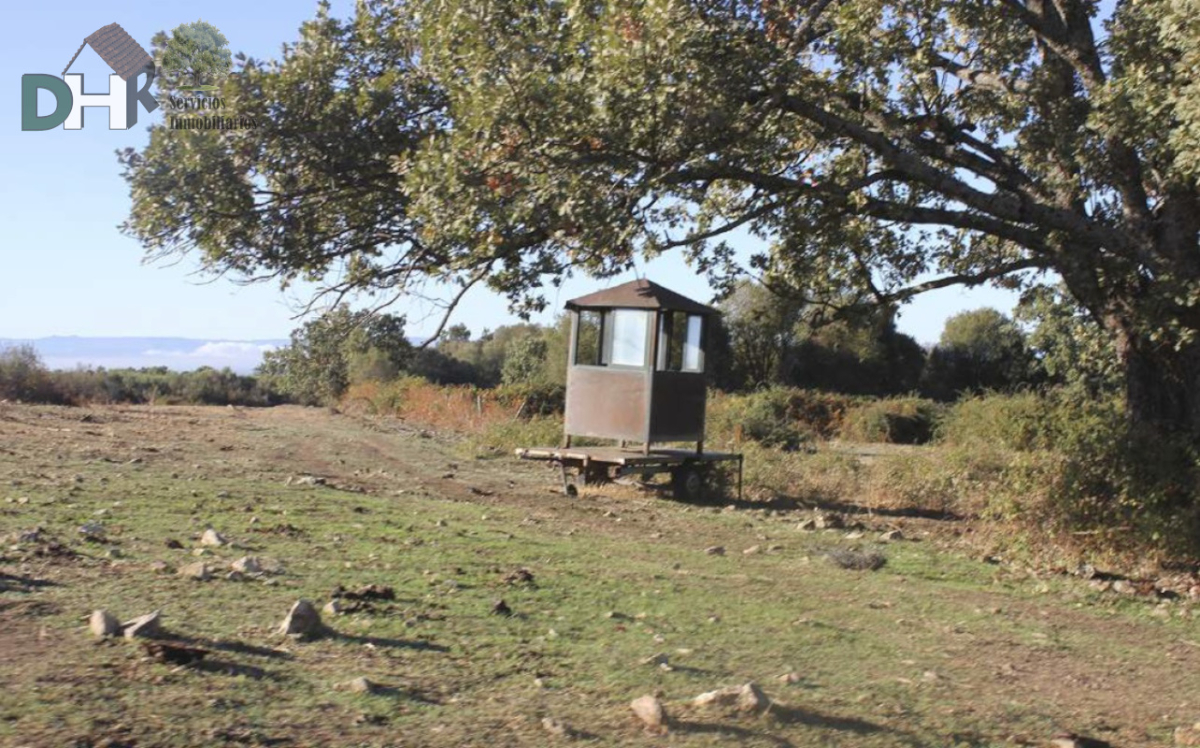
[1,403,1197,747]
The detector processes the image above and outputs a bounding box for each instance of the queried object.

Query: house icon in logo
[21,22,159,131]
[62,23,154,80]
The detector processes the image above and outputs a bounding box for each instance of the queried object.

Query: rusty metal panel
[648,371,706,441]
[564,366,650,442]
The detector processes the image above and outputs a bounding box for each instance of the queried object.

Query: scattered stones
[742,545,761,555]
[826,549,886,571]
[491,599,513,617]
[200,528,227,547]
[640,652,671,670]
[78,522,106,541]
[323,599,343,616]
[333,584,395,601]
[630,695,667,733]
[503,568,536,586]
[813,512,844,530]
[777,672,801,684]
[122,610,162,640]
[179,562,212,581]
[148,560,171,573]
[89,609,121,638]
[16,527,41,543]
[279,599,325,639]
[292,475,326,486]
[704,546,726,556]
[1176,723,1200,746]
[880,530,904,542]
[164,538,183,549]
[231,556,262,574]
[1111,579,1136,595]
[796,518,817,531]
[541,717,569,738]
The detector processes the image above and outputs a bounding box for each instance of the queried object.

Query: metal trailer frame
[515,446,743,501]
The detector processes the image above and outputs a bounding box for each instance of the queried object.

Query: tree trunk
[1118,329,1200,444]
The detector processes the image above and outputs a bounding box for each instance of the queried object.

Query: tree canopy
[121,0,1200,441]
[155,20,231,89]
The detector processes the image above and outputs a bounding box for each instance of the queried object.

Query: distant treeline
[0,344,280,406]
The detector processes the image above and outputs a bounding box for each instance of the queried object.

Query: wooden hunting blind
[562,279,716,453]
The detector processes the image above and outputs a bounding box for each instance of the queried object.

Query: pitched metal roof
[84,23,154,81]
[565,279,717,315]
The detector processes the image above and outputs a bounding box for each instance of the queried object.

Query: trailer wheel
[671,465,707,502]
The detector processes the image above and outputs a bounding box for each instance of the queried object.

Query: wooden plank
[515,446,741,466]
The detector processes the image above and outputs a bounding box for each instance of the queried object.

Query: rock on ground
[89,609,121,638]
[279,599,325,639]
[342,676,377,694]
[630,695,667,733]
[200,528,227,547]
[693,682,771,714]
[231,556,261,574]
[122,610,162,640]
[1176,723,1200,746]
[179,561,211,581]
[541,717,569,737]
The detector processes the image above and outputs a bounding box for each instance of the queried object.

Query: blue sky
[2,0,1020,348]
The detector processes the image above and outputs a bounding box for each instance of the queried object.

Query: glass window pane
[575,311,601,365]
[609,310,649,367]
[682,315,703,371]
[657,312,686,371]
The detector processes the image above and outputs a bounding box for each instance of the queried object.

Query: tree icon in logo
[155,20,231,92]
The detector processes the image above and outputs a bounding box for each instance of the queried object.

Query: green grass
[1,404,1197,747]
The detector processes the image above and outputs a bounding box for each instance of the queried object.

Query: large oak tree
[121,0,1200,443]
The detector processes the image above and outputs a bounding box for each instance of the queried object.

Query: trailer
[515,446,743,501]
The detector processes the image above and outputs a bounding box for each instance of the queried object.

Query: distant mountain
[0,337,287,374]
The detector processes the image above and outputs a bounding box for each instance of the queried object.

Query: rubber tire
[671,466,707,502]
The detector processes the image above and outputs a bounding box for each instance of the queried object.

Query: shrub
[0,345,57,403]
[838,397,943,444]
[707,388,857,449]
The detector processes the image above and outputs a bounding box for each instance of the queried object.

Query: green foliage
[500,335,548,386]
[155,20,231,89]
[921,308,1037,400]
[259,306,411,405]
[791,306,926,396]
[707,388,857,449]
[838,397,943,445]
[1017,285,1121,397]
[717,281,803,388]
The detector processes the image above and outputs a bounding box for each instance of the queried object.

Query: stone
[89,609,121,638]
[541,717,569,738]
[796,518,817,531]
[344,676,377,694]
[630,695,667,732]
[179,562,211,581]
[742,545,761,555]
[279,599,325,639]
[491,599,513,617]
[777,672,801,684]
[122,610,162,640]
[231,556,261,574]
[1175,723,1200,746]
[880,530,904,541]
[693,683,770,714]
[226,571,246,582]
[704,546,726,556]
[200,528,227,547]
[323,599,343,616]
[294,475,326,486]
[813,512,844,530]
[148,560,171,573]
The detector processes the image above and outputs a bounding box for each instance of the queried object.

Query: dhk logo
[21,23,159,131]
